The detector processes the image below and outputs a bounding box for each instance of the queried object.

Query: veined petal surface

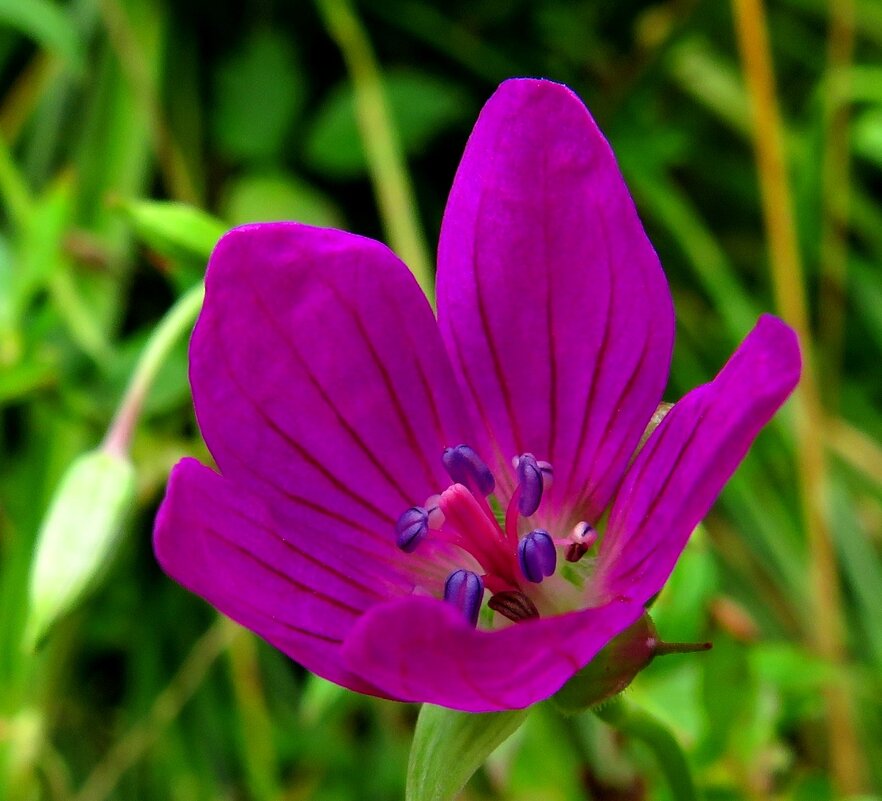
[437,78,674,524]
[154,458,390,696]
[190,223,473,582]
[343,595,644,712]
[594,315,801,605]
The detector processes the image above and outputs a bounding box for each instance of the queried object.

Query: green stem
[72,618,235,801]
[0,131,33,230]
[226,632,280,801]
[315,0,434,303]
[595,698,698,801]
[103,281,204,456]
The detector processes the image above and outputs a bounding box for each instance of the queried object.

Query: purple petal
[154,458,393,697]
[593,315,801,605]
[436,78,674,523]
[342,595,644,712]
[191,223,473,576]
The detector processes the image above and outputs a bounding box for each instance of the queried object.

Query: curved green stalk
[103,281,204,456]
[595,698,698,801]
[315,0,434,302]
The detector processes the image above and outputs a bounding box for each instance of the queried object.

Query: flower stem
[315,0,435,303]
[731,0,865,794]
[103,281,204,457]
[0,131,33,230]
[595,698,697,801]
[72,618,236,801]
[817,0,855,409]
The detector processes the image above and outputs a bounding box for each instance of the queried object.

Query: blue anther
[443,569,484,627]
[442,444,495,496]
[395,506,429,553]
[518,529,557,583]
[516,453,544,516]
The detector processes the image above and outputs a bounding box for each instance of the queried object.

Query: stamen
[443,569,484,627]
[425,495,444,528]
[515,453,544,516]
[565,542,589,563]
[565,521,597,563]
[395,506,429,553]
[442,444,495,496]
[488,590,539,622]
[538,460,553,488]
[518,529,557,583]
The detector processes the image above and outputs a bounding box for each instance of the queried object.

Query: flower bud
[24,447,136,649]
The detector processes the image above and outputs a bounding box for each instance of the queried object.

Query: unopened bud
[24,447,136,649]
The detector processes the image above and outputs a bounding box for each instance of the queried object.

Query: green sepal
[24,448,137,650]
[406,704,528,801]
[552,614,658,713]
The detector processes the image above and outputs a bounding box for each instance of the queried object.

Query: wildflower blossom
[154,78,800,712]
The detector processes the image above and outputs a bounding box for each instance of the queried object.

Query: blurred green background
[1,0,881,799]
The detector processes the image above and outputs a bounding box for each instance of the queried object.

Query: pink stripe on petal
[437,78,674,524]
[342,595,644,712]
[594,315,801,605]
[191,223,475,567]
[154,459,395,696]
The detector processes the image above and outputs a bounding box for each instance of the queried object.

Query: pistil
[394,444,573,627]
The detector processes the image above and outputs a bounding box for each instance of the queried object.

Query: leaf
[221,172,343,228]
[117,199,226,262]
[24,448,137,649]
[406,704,528,801]
[13,174,75,326]
[212,28,304,162]
[852,106,882,169]
[305,69,471,176]
[0,0,83,70]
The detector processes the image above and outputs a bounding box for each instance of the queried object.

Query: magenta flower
[154,78,800,712]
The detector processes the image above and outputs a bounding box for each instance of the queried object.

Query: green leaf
[0,0,83,70]
[212,28,304,162]
[12,174,75,327]
[117,199,226,262]
[305,70,470,177]
[853,107,882,169]
[221,172,343,229]
[24,448,137,649]
[406,704,528,801]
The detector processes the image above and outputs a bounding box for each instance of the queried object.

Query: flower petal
[154,458,392,697]
[436,78,674,522]
[342,595,644,712]
[594,315,801,605]
[191,223,472,574]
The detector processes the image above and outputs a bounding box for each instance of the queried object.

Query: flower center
[394,444,598,627]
